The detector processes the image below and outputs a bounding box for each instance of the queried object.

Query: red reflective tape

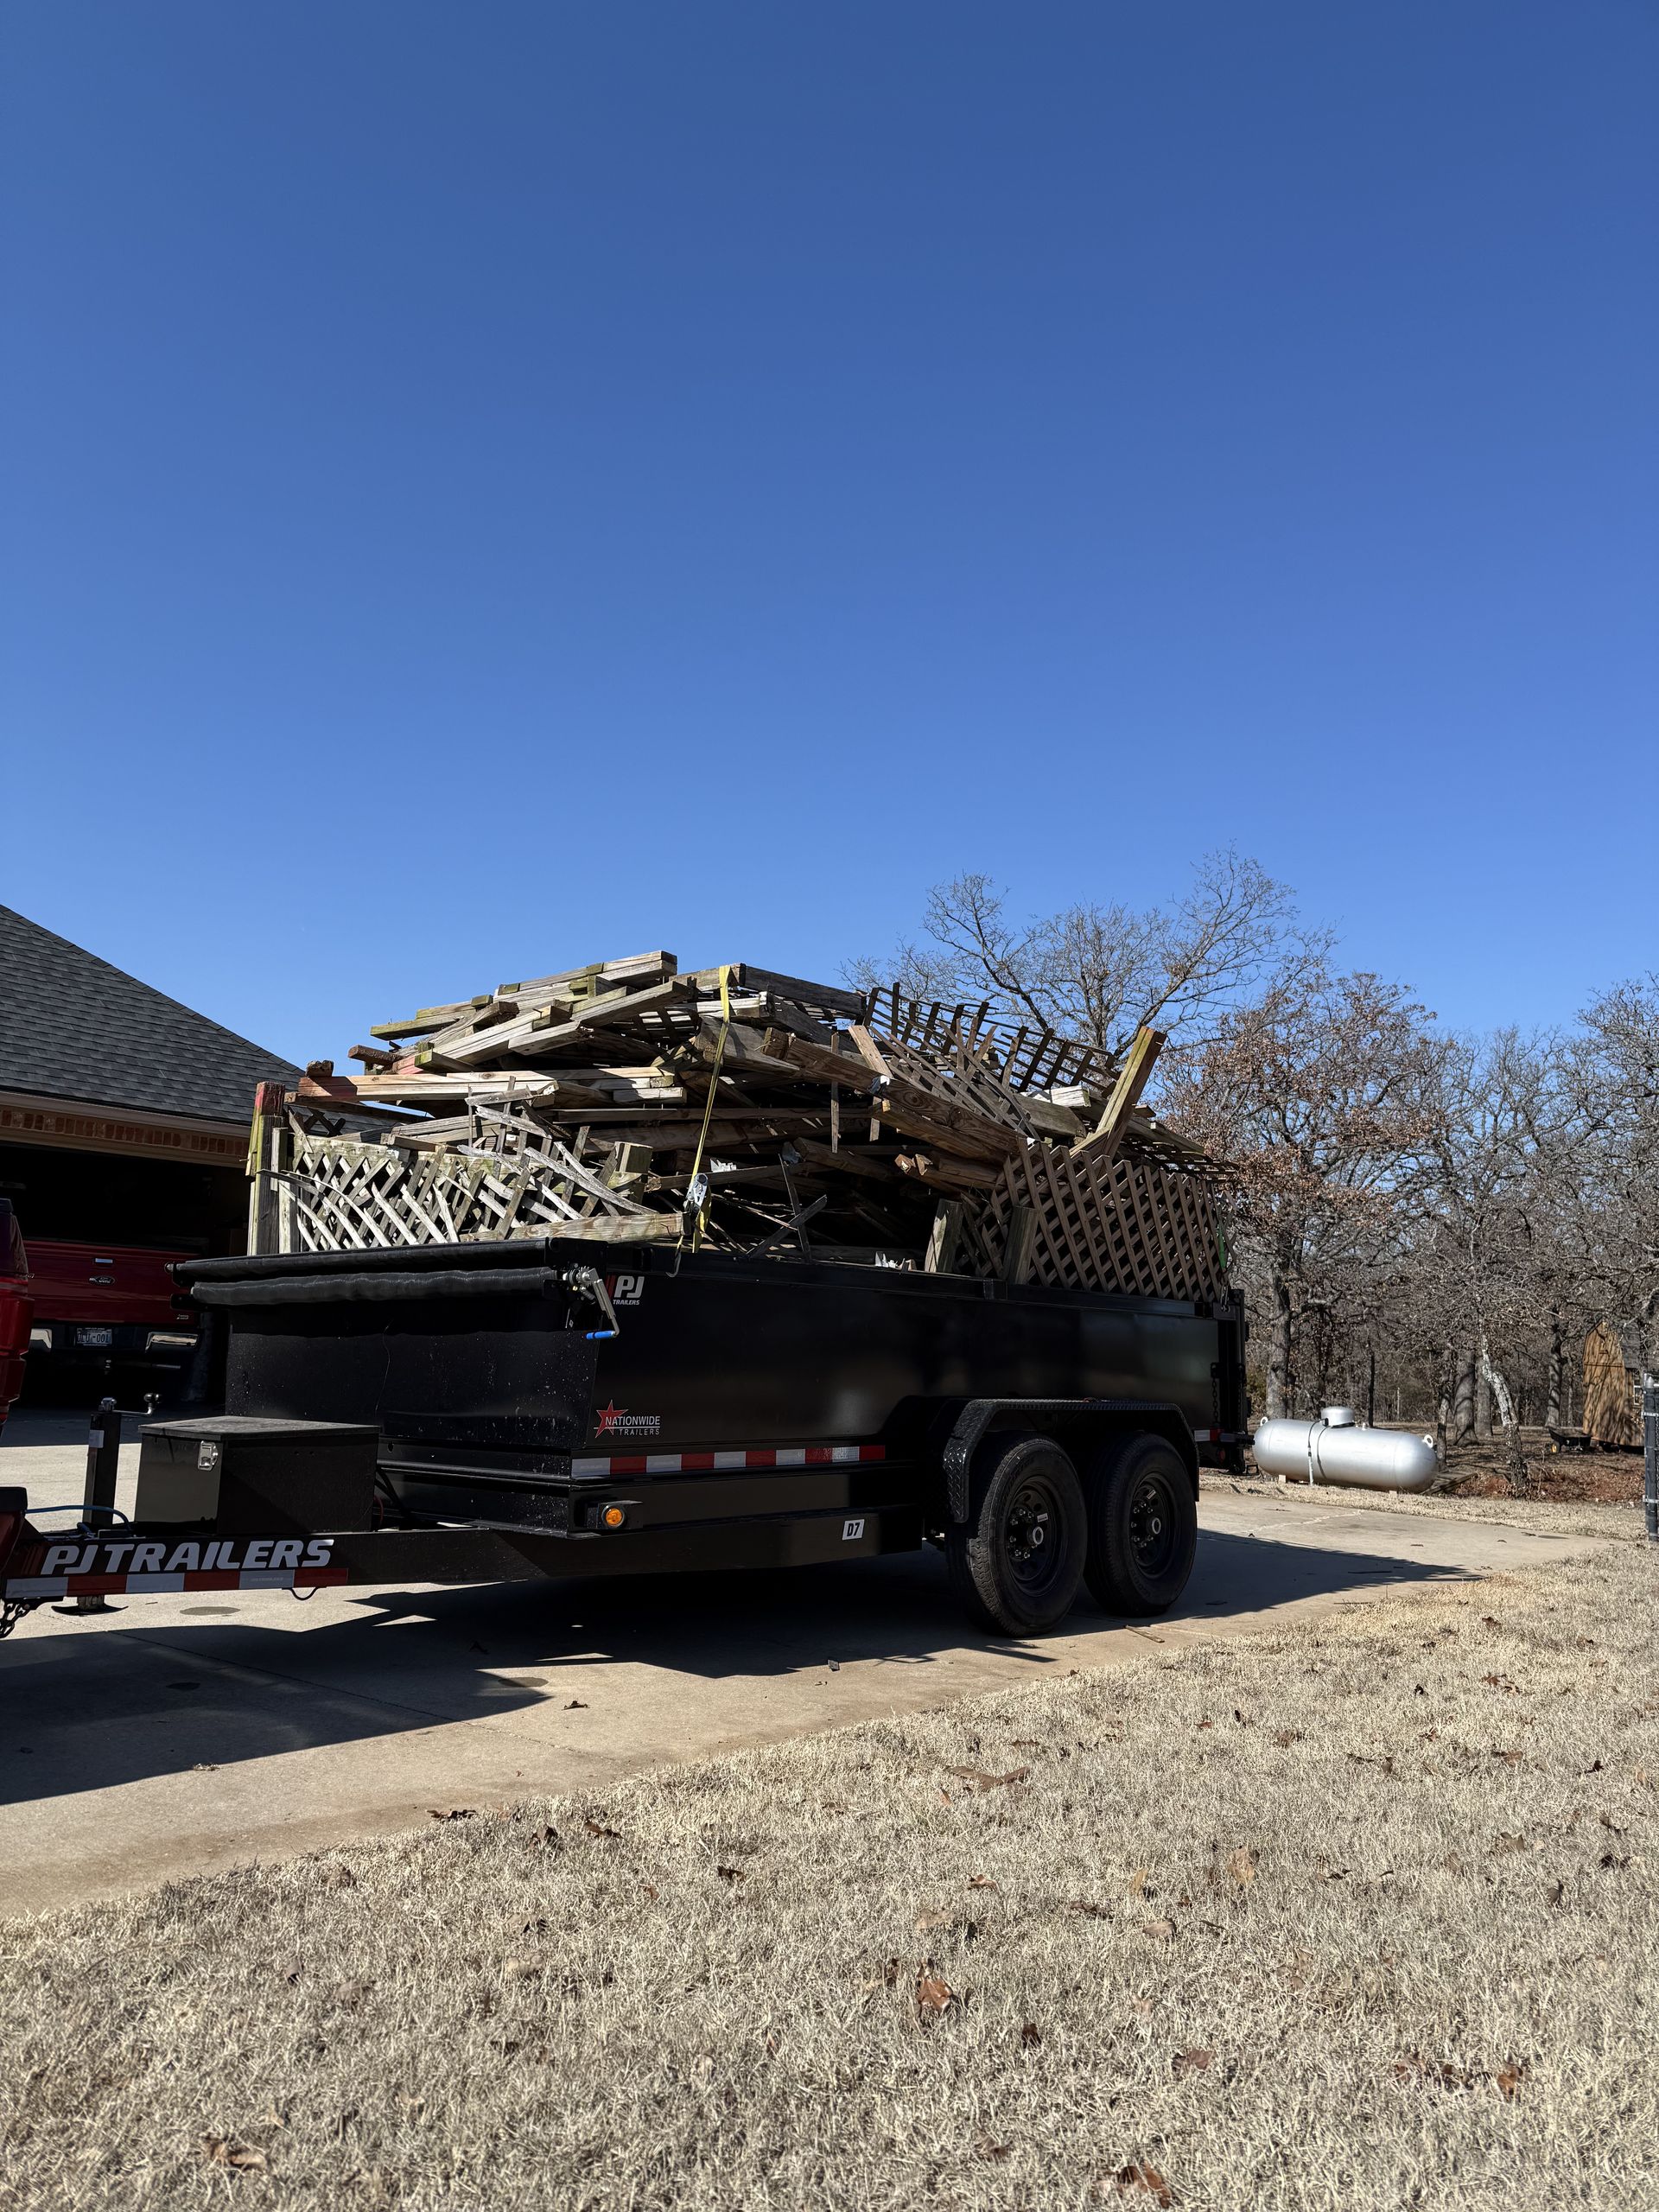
[65,1574,124,1596]
[859,1446,886,1462]
[679,1452,714,1471]
[804,1446,834,1465]
[607,1454,649,1476]
[185,1572,243,1591]
[744,1450,775,1468]
[294,1568,349,1587]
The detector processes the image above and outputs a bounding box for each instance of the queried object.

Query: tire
[945,1432,1087,1638]
[1081,1430,1197,1617]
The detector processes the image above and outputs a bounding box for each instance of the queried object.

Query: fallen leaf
[717,1866,746,1883]
[947,1764,1031,1792]
[535,1825,563,1851]
[1583,1759,1604,1775]
[1128,1868,1149,1896]
[564,1699,588,1710]
[584,1819,620,1840]
[1172,2047,1214,2078]
[1491,1834,1527,1856]
[428,1807,475,1822]
[915,1965,955,2016]
[1495,2063,1524,2101]
[1226,1847,1257,1888]
[1545,1878,1564,1907]
[975,2135,1012,2161]
[639,1883,658,1901]
[319,1864,356,1891]
[332,1979,373,2011]
[938,1789,953,1808]
[1271,1728,1302,1747]
[1131,1996,1154,2018]
[1114,2158,1174,2203]
[200,2137,268,2171]
[191,1763,219,1773]
[1069,1899,1109,1918]
[1020,2020,1043,2047]
[967,1875,997,1891]
[259,2106,287,2128]
[1143,1917,1176,1943]
[915,1908,956,1931]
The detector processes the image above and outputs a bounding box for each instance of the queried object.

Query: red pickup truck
[0,1201,32,1432]
[22,1236,202,1402]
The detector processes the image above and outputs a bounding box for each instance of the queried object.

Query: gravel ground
[3,1543,1656,2211]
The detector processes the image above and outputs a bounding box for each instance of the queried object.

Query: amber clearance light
[601,1504,628,1530]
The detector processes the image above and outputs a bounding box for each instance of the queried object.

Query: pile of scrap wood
[248,950,1226,1300]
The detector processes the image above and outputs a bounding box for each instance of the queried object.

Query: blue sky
[3,2,1654,1064]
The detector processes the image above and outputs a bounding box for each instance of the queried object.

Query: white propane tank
[1251,1406,1439,1492]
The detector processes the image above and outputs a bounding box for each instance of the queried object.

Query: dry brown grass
[4,1546,1657,2210]
[1211,1470,1649,1544]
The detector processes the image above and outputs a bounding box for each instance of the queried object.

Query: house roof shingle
[0,906,298,1126]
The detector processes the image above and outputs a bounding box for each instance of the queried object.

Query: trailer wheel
[946,1433,1087,1638]
[1082,1431,1197,1616]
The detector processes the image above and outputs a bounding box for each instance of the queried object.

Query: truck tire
[1081,1430,1197,1616]
[946,1432,1087,1638]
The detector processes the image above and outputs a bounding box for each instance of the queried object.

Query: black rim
[1002,1471,1069,1597]
[1128,1471,1179,1578]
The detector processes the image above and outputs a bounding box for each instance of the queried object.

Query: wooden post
[1077,1026,1166,1164]
[1001,1203,1037,1287]
[245,1081,290,1255]
[1644,1374,1657,1546]
[924,1200,963,1275]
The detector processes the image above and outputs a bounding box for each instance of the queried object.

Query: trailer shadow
[0,1524,1471,1807]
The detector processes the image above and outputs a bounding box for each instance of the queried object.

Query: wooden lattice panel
[980,1142,1224,1301]
[281,1133,660,1253]
[865,1030,1042,1141]
[869,986,1122,1096]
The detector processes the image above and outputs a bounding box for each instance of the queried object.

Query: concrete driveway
[2,1412,1590,1916]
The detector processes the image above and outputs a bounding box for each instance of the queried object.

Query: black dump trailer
[3,1236,1244,1642]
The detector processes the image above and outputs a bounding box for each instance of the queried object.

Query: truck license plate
[75,1325,113,1348]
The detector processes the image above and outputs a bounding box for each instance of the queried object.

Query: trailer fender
[940,1400,1198,1524]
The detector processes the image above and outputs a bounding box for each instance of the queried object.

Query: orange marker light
[601,1504,627,1529]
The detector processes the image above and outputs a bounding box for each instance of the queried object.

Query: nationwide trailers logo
[593,1402,661,1440]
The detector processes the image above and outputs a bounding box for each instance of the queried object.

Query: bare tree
[1566,976,1659,1367]
[1158,963,1445,1420]
[855,849,1326,1063]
